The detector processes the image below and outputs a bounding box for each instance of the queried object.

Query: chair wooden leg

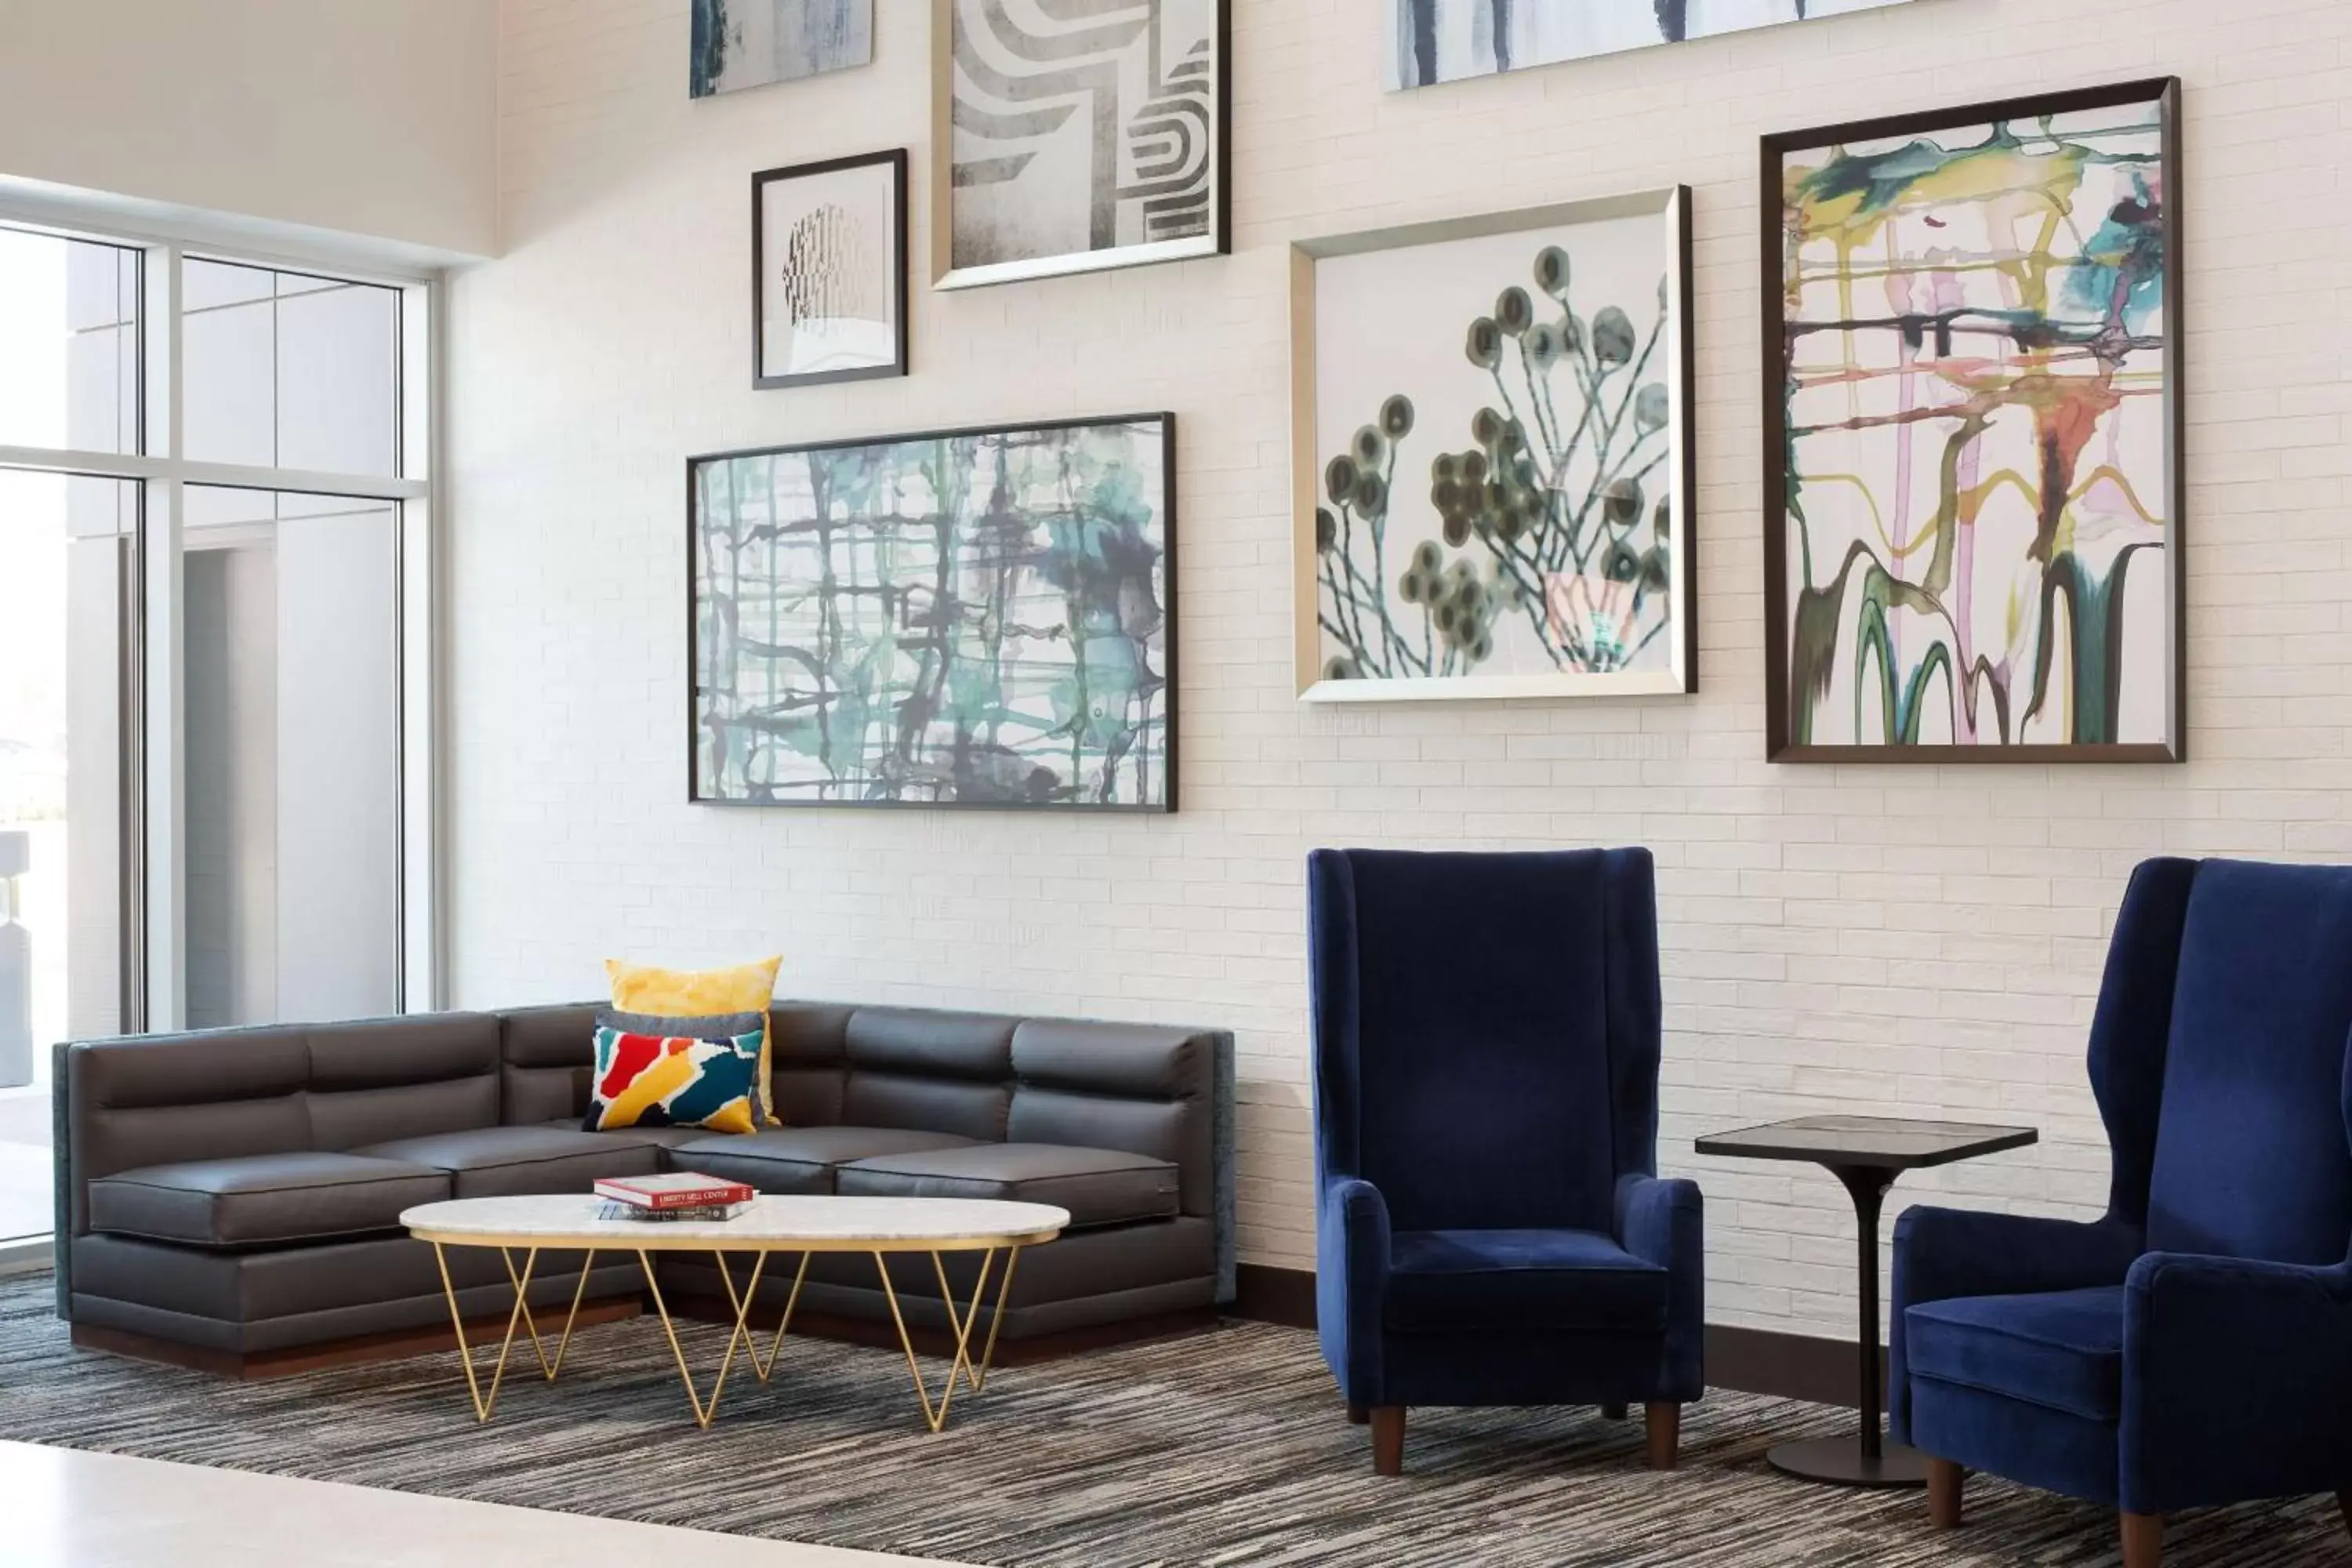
[1601,1402,1628,1420]
[1643,1402,1679,1471]
[2121,1512,2163,1568]
[1345,1401,1369,1425]
[1370,1406,1406,1475]
[1926,1457,1964,1527]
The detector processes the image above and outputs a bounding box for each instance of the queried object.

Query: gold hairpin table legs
[431,1242,1023,1430]
[430,1243,601,1423]
[637,1248,768,1428]
[871,1245,1024,1432]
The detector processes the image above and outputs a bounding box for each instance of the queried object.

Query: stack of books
[593,1173,757,1222]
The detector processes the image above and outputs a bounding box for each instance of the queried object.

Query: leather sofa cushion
[837,1142,1178,1229]
[352,1125,658,1198]
[538,1117,710,1152]
[1384,1228,1669,1331]
[1904,1286,2125,1423]
[667,1126,975,1195]
[88,1152,448,1248]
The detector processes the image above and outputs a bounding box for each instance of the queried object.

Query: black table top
[1693,1114,2038,1171]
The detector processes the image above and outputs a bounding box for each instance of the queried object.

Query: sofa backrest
[2146,859,2352,1265]
[1308,846,1661,1236]
[53,1013,503,1308]
[504,997,1232,1289]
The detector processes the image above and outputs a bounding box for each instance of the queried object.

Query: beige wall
[0,0,496,257]
[447,0,2352,1340]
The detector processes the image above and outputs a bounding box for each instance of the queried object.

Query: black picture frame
[687,412,1179,812]
[1761,78,2185,764]
[751,147,908,390]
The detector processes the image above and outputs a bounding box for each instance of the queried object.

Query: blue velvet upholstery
[1308,848,1704,1414]
[1891,857,2352,1518]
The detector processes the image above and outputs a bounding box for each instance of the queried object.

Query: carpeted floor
[2,1278,2343,1566]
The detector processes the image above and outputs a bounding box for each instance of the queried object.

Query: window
[0,220,436,1249]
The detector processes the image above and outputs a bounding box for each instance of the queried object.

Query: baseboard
[71,1298,642,1380]
[663,1294,1219,1366]
[1225,1264,1878,1408]
[0,1240,52,1276]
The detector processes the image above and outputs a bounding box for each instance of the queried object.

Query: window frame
[0,218,442,1029]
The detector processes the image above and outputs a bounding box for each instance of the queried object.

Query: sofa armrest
[1889,1206,2144,1442]
[1317,1176,1392,1403]
[2119,1251,2352,1512]
[1614,1174,1705,1400]
[1894,1206,2144,1307]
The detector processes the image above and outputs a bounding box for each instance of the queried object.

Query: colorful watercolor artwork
[691,416,1175,810]
[691,0,872,99]
[1388,0,1917,90]
[1291,191,1694,702]
[1764,80,2183,760]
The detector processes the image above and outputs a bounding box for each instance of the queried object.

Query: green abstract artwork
[691,416,1174,809]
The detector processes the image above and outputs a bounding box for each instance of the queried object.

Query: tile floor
[0,1442,963,1567]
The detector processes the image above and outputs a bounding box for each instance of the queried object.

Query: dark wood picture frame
[752,148,908,390]
[687,412,1179,812]
[1761,78,2185,764]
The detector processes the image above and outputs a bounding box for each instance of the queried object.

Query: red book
[595,1174,756,1210]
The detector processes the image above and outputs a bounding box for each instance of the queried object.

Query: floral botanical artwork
[1297,194,1693,700]
[1388,0,1918,90]
[1768,82,2180,757]
[691,417,1174,810]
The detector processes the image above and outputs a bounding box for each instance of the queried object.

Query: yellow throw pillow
[604,955,782,1123]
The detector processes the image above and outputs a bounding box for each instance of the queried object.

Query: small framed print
[752,149,908,390]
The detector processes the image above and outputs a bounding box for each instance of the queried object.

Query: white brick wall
[450,0,2352,1339]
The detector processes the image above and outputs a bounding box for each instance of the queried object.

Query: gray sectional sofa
[54,1000,1233,1370]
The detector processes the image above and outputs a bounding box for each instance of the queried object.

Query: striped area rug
[1,1278,2341,1566]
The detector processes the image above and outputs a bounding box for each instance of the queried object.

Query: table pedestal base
[1766,1435,1931,1487]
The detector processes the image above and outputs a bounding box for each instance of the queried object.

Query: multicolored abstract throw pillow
[584,1022,764,1135]
[605,956,781,1120]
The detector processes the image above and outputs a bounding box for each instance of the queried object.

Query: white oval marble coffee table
[401,1194,1068,1432]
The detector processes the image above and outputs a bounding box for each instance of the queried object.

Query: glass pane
[0,227,140,456]
[182,260,398,477]
[0,467,134,1243]
[184,488,397,1028]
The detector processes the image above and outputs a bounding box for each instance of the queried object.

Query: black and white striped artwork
[940,0,1226,288]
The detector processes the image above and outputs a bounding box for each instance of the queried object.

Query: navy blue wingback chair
[1308,847,1704,1475]
[1891,858,2352,1568]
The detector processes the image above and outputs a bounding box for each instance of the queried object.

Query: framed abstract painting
[689,414,1176,810]
[1388,0,1920,90]
[1289,189,1695,702]
[1763,78,2183,761]
[932,0,1229,290]
[691,0,872,98]
[752,150,907,389]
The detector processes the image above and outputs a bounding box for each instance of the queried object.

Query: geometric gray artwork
[754,151,906,388]
[1388,0,1918,89]
[692,0,873,98]
[939,0,1225,288]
